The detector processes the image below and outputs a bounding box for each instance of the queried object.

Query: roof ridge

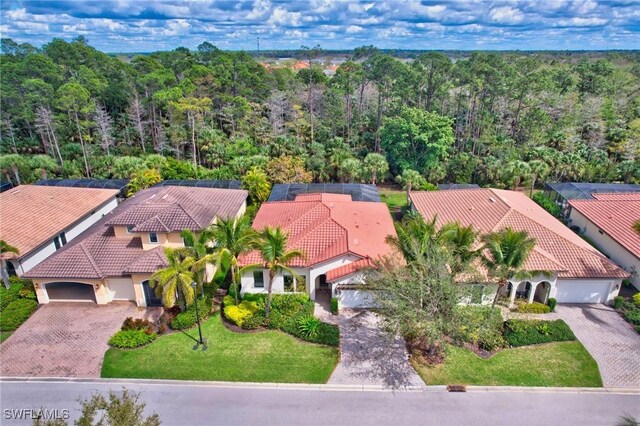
[175,203,205,228]
[79,243,103,278]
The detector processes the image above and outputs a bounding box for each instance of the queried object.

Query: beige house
[25,185,248,306]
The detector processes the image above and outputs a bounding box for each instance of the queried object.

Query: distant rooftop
[153,179,241,189]
[437,183,480,190]
[268,183,380,203]
[544,182,640,201]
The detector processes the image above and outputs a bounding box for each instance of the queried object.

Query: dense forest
[1,37,639,192]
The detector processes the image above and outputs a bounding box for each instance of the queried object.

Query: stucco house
[238,193,398,308]
[568,193,640,291]
[24,185,248,306]
[0,185,119,276]
[410,188,629,305]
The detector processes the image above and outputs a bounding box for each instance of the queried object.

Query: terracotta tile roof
[410,188,628,279]
[592,192,640,201]
[24,186,247,279]
[326,258,373,282]
[238,194,397,268]
[569,196,640,259]
[0,185,118,259]
[107,186,247,232]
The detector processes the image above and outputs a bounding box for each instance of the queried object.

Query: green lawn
[0,331,12,343]
[412,342,602,387]
[379,190,407,209]
[102,313,339,383]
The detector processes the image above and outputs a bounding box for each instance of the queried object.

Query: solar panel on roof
[267,183,381,202]
[153,180,242,189]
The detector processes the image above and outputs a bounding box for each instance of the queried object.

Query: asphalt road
[1,380,639,426]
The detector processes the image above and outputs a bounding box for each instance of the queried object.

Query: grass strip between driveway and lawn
[412,341,602,387]
[101,313,339,384]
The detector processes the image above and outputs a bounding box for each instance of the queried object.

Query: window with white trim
[149,232,158,243]
[253,271,264,288]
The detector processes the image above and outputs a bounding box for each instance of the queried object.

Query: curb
[1,377,638,394]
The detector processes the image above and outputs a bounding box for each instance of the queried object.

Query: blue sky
[1,0,639,52]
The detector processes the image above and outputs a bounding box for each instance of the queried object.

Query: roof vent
[489,197,496,203]
[10,190,20,195]
[161,194,168,200]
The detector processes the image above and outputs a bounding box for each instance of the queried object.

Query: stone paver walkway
[1,302,161,377]
[328,310,423,388]
[555,304,640,388]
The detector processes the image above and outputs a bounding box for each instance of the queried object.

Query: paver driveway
[328,310,423,388]
[555,304,640,388]
[0,302,161,377]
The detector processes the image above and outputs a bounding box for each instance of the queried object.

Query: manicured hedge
[0,299,38,331]
[532,192,561,217]
[331,298,338,315]
[108,329,157,348]
[170,298,212,330]
[503,319,576,347]
[224,300,260,327]
[516,302,551,314]
[0,284,22,311]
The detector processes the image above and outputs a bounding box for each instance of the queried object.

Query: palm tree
[209,215,258,305]
[181,228,215,298]
[245,226,304,318]
[149,248,196,310]
[1,240,19,289]
[634,220,640,236]
[481,228,545,307]
[386,213,448,265]
[439,222,479,275]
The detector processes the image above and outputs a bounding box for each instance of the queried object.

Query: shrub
[224,300,260,327]
[223,295,235,307]
[449,306,505,351]
[516,302,551,314]
[121,317,154,333]
[613,296,625,310]
[0,299,38,331]
[296,316,321,338]
[170,298,212,330]
[331,297,338,315]
[0,284,21,311]
[532,192,561,217]
[624,308,640,326]
[547,298,557,312]
[241,311,265,330]
[633,293,640,308]
[270,294,309,316]
[503,319,576,347]
[108,329,157,348]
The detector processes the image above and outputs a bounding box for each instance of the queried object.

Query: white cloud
[557,17,608,26]
[267,6,302,26]
[571,0,598,14]
[247,0,271,19]
[489,6,525,24]
[346,25,364,33]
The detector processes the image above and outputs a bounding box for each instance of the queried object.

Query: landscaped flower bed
[223,293,339,347]
[613,293,640,333]
[0,277,39,339]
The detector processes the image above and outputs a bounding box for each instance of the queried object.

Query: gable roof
[239,193,397,268]
[24,186,248,279]
[0,185,118,259]
[569,194,640,260]
[410,188,628,279]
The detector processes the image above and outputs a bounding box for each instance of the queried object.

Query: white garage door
[339,290,376,308]
[555,280,612,303]
[108,278,136,301]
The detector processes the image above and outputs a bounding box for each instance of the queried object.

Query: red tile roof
[326,258,373,282]
[410,188,628,279]
[569,195,640,259]
[24,186,247,279]
[0,185,118,259]
[238,194,397,268]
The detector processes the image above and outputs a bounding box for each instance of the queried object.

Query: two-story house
[25,185,248,306]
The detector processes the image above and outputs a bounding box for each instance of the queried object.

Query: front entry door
[318,274,328,289]
[142,281,163,307]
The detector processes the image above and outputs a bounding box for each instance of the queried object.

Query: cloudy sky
[1,0,639,52]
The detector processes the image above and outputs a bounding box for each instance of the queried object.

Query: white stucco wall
[11,197,118,276]
[240,254,361,300]
[569,208,640,290]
